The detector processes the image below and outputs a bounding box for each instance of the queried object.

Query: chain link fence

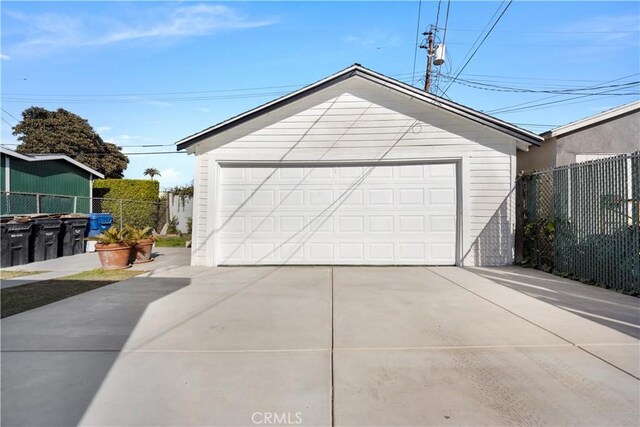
[516,151,640,295]
[0,191,169,232]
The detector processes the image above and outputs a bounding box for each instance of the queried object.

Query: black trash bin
[59,217,89,257]
[0,221,34,267]
[30,217,63,262]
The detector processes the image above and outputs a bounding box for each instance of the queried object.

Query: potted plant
[127,226,155,264]
[94,227,134,270]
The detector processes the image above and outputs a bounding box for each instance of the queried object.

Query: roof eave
[544,101,640,139]
[0,147,105,178]
[176,64,543,151]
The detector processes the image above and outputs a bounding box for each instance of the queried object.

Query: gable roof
[543,100,640,139]
[0,147,105,178]
[176,64,543,151]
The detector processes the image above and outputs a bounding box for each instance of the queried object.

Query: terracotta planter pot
[133,239,154,264]
[95,244,132,270]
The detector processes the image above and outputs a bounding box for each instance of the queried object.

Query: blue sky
[1,1,639,188]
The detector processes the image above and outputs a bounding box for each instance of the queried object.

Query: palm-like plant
[143,168,161,180]
[95,226,135,247]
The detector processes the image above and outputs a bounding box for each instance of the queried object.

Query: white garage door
[216,163,457,265]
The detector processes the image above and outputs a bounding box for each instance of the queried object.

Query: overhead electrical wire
[446,78,640,95]
[442,0,514,95]
[434,0,442,30]
[441,0,451,45]
[490,86,639,115]
[2,70,635,103]
[411,0,423,86]
[0,145,186,156]
[486,72,640,114]
[444,28,640,34]
[1,108,20,122]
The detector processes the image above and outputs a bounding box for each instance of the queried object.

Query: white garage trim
[184,67,529,267]
[208,159,462,266]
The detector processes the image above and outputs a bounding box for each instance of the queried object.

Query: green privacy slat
[517,151,640,295]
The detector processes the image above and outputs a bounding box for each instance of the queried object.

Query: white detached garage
[177,64,542,267]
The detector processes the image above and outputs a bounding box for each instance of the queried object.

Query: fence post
[36,193,40,214]
[119,199,123,229]
[514,178,524,264]
[73,196,78,213]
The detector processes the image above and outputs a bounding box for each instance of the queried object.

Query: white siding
[192,79,519,266]
[191,152,209,266]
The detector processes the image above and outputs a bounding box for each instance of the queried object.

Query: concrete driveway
[2,266,639,426]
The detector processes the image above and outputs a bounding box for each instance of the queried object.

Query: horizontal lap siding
[466,154,514,266]
[192,154,209,265]
[196,90,517,266]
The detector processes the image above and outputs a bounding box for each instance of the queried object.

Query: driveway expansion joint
[426,267,640,381]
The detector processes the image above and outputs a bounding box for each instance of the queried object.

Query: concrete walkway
[0,247,191,289]
[1,266,638,426]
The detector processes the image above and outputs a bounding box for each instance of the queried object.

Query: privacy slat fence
[516,151,640,295]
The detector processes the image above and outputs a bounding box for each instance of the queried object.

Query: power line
[489,86,639,115]
[434,0,442,29]
[496,93,639,116]
[445,28,640,34]
[1,108,20,122]
[1,117,15,128]
[441,0,451,45]
[0,145,184,156]
[447,78,640,95]
[0,142,176,148]
[446,2,504,81]
[1,70,632,101]
[486,72,640,114]
[411,0,423,86]
[443,0,514,95]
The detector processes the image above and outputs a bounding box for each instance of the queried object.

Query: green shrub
[167,216,179,234]
[93,179,160,230]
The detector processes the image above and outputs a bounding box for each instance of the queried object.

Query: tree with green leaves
[13,107,129,178]
[143,168,161,180]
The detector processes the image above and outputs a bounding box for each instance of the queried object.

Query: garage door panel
[217,163,457,265]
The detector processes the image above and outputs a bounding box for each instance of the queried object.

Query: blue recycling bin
[87,213,113,237]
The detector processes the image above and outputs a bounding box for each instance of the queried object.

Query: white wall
[167,193,193,234]
[190,78,519,267]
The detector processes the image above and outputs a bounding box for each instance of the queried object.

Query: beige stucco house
[517,101,640,172]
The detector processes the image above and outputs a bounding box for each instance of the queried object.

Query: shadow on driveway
[468,266,640,339]
[1,275,191,427]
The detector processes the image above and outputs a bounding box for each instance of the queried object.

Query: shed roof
[542,100,640,139]
[0,147,105,178]
[176,64,543,151]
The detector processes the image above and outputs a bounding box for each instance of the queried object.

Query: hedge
[93,179,160,229]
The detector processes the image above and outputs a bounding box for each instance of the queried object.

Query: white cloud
[7,4,276,54]
[0,54,10,60]
[563,15,640,42]
[95,4,275,45]
[104,134,152,146]
[113,134,148,141]
[96,126,111,133]
[157,167,186,189]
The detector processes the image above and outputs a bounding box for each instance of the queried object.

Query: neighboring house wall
[1,153,93,213]
[9,157,91,197]
[554,111,639,166]
[516,137,556,173]
[0,154,5,191]
[518,106,640,172]
[191,80,522,267]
